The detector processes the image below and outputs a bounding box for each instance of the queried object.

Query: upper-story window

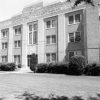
[68,32,81,43]
[14,27,22,35]
[2,29,8,38]
[46,19,56,29]
[2,42,8,49]
[28,22,38,45]
[14,40,21,48]
[68,14,81,25]
[46,35,56,45]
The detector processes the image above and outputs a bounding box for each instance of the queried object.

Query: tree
[67,0,94,7]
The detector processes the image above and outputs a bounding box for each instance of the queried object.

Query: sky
[0,0,64,22]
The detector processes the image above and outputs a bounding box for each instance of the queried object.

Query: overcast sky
[0,0,64,22]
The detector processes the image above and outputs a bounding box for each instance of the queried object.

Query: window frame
[46,19,56,29]
[68,31,81,43]
[68,14,81,25]
[28,22,38,45]
[14,40,21,48]
[46,53,56,63]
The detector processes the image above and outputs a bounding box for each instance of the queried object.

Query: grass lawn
[0,73,100,98]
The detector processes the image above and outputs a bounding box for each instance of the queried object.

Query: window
[46,53,56,63]
[46,21,51,28]
[46,54,50,63]
[52,53,56,62]
[14,55,20,65]
[46,35,56,45]
[69,33,74,42]
[69,16,74,24]
[46,36,50,44]
[29,32,32,44]
[28,22,38,44]
[52,35,56,43]
[52,20,56,27]
[33,31,37,44]
[14,27,21,35]
[2,30,8,37]
[14,40,21,48]
[69,51,82,60]
[2,42,8,49]
[75,14,80,23]
[2,56,7,63]
[46,19,56,28]
[68,32,81,43]
[75,32,81,42]
[68,14,81,24]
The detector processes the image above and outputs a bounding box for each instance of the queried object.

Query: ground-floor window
[46,53,56,63]
[14,55,21,65]
[68,50,82,60]
[2,56,7,63]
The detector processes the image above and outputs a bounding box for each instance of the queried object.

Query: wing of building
[0,0,100,68]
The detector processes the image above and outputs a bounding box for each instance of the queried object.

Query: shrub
[30,53,38,71]
[84,63,100,76]
[69,55,87,75]
[35,63,48,73]
[0,63,16,71]
[35,63,68,74]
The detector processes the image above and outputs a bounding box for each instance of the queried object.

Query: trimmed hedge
[84,63,100,76]
[68,55,87,75]
[35,63,69,74]
[0,63,16,71]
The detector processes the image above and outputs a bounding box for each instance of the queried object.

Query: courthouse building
[0,0,100,68]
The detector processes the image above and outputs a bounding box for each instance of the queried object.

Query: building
[0,0,100,68]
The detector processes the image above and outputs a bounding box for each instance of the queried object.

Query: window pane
[75,32,81,42]
[69,16,74,24]
[5,43,7,49]
[29,32,32,44]
[52,20,56,27]
[69,52,74,60]
[3,32,5,37]
[52,53,56,62]
[18,28,21,34]
[69,33,74,42]
[52,35,56,43]
[18,41,21,47]
[33,24,38,30]
[29,25,32,31]
[15,29,17,35]
[46,54,50,63]
[14,41,17,47]
[2,43,4,49]
[46,36,50,44]
[75,14,80,23]
[33,31,37,44]
[46,21,51,28]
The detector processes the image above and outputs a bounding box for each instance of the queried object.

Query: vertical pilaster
[22,23,28,67]
[58,14,66,62]
[38,18,45,63]
[8,27,13,63]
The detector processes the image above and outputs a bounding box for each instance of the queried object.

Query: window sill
[14,47,21,49]
[46,43,56,46]
[68,22,80,26]
[46,27,55,30]
[28,43,38,46]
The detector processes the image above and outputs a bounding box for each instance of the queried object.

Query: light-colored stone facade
[0,0,100,68]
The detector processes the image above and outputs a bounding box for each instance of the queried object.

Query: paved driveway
[0,73,100,98]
